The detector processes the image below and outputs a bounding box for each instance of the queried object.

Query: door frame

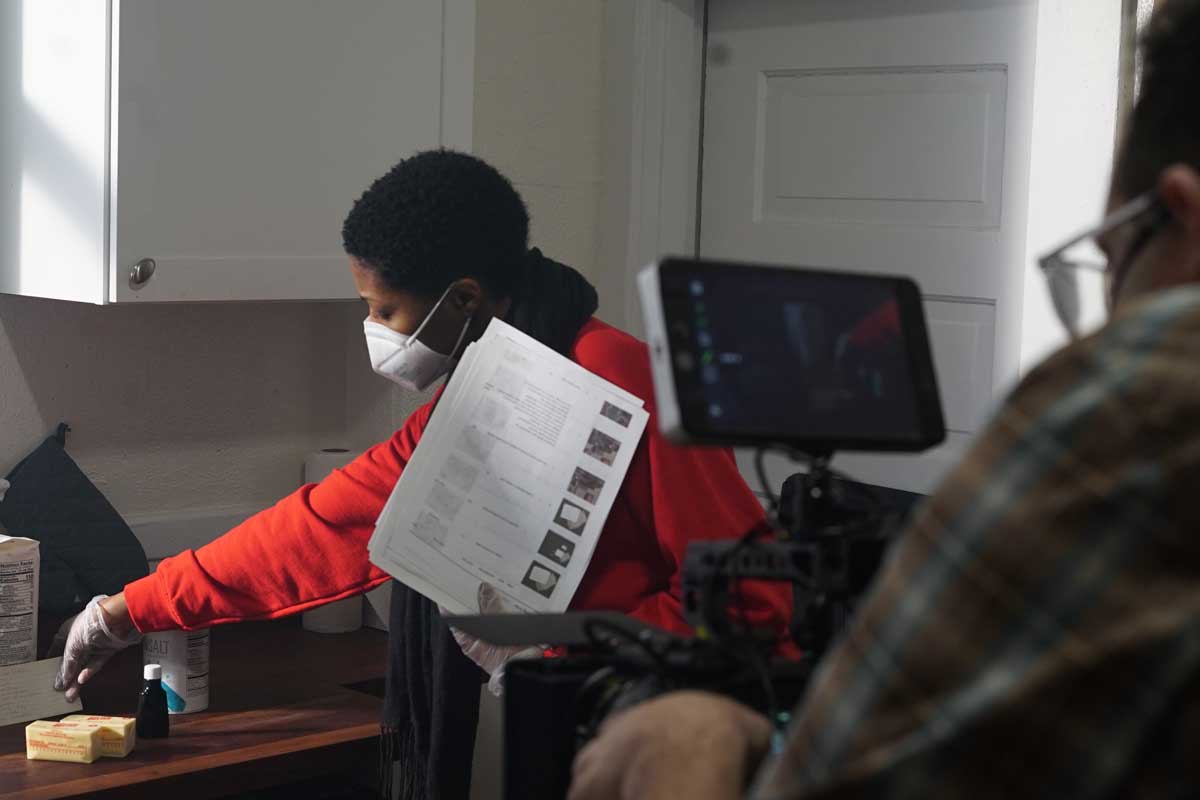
[622,0,1126,378]
[621,0,706,336]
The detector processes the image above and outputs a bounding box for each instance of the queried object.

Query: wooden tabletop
[0,619,389,800]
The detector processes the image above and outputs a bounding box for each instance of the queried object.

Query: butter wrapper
[25,720,101,764]
[61,714,137,757]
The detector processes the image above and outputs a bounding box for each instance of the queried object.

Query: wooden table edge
[4,720,381,800]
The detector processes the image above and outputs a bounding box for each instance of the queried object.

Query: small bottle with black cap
[137,664,170,739]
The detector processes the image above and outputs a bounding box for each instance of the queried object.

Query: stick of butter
[61,715,137,758]
[25,720,101,764]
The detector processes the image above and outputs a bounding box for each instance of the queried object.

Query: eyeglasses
[1038,192,1166,339]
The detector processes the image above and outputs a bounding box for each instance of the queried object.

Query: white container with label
[142,629,210,714]
[0,532,39,666]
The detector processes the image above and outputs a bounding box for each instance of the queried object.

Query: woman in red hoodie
[54,151,793,799]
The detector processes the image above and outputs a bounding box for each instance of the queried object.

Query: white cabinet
[1,0,474,304]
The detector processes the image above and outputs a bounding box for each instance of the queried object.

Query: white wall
[459,7,613,797]
[472,0,607,300]
[1018,1,1124,372]
[0,296,357,517]
[375,0,617,466]
[596,1,639,329]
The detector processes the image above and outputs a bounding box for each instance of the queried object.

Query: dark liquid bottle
[137,664,170,739]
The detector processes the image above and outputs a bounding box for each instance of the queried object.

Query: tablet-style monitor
[638,258,945,453]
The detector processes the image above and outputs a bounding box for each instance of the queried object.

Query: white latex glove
[445,582,543,697]
[53,595,143,702]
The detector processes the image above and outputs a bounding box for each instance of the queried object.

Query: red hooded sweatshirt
[124,319,793,642]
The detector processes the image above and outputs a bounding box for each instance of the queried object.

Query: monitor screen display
[654,259,944,451]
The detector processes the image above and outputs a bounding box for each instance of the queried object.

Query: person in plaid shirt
[569,2,1200,798]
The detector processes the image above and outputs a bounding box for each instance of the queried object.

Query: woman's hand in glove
[445,582,542,696]
[52,593,143,702]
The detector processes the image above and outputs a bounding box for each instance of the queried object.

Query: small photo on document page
[426,481,466,521]
[583,428,621,467]
[567,467,605,505]
[537,531,576,567]
[521,562,561,599]
[413,510,449,549]
[438,453,481,494]
[553,499,589,535]
[455,424,497,462]
[599,401,633,428]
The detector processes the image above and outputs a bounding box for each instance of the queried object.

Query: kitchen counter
[0,619,388,800]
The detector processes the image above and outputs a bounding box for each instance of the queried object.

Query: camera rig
[461,259,946,799]
[483,446,922,800]
[683,448,911,659]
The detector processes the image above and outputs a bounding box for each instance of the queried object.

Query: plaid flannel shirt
[752,285,1200,800]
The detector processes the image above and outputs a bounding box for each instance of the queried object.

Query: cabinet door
[111,0,448,303]
[0,0,109,304]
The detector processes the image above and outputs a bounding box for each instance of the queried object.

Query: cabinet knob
[129,258,156,290]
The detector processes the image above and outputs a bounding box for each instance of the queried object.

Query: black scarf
[380,249,599,800]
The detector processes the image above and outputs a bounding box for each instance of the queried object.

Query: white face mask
[364,284,473,392]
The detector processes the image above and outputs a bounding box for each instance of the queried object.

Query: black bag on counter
[0,425,149,642]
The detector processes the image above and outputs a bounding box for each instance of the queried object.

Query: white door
[699,0,1039,495]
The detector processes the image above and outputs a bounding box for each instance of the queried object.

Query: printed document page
[369,320,649,614]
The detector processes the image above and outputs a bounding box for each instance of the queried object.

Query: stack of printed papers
[368,319,649,614]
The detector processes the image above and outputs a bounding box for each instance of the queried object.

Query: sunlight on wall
[15,0,107,301]
[21,0,104,165]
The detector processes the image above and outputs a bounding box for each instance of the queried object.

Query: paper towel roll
[303,448,356,484]
[302,448,363,634]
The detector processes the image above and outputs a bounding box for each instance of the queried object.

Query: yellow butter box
[61,715,137,758]
[25,720,101,764]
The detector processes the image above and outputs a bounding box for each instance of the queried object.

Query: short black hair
[342,150,530,297]
[1114,0,1200,198]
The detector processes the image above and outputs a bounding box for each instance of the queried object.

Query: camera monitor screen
[639,258,945,453]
